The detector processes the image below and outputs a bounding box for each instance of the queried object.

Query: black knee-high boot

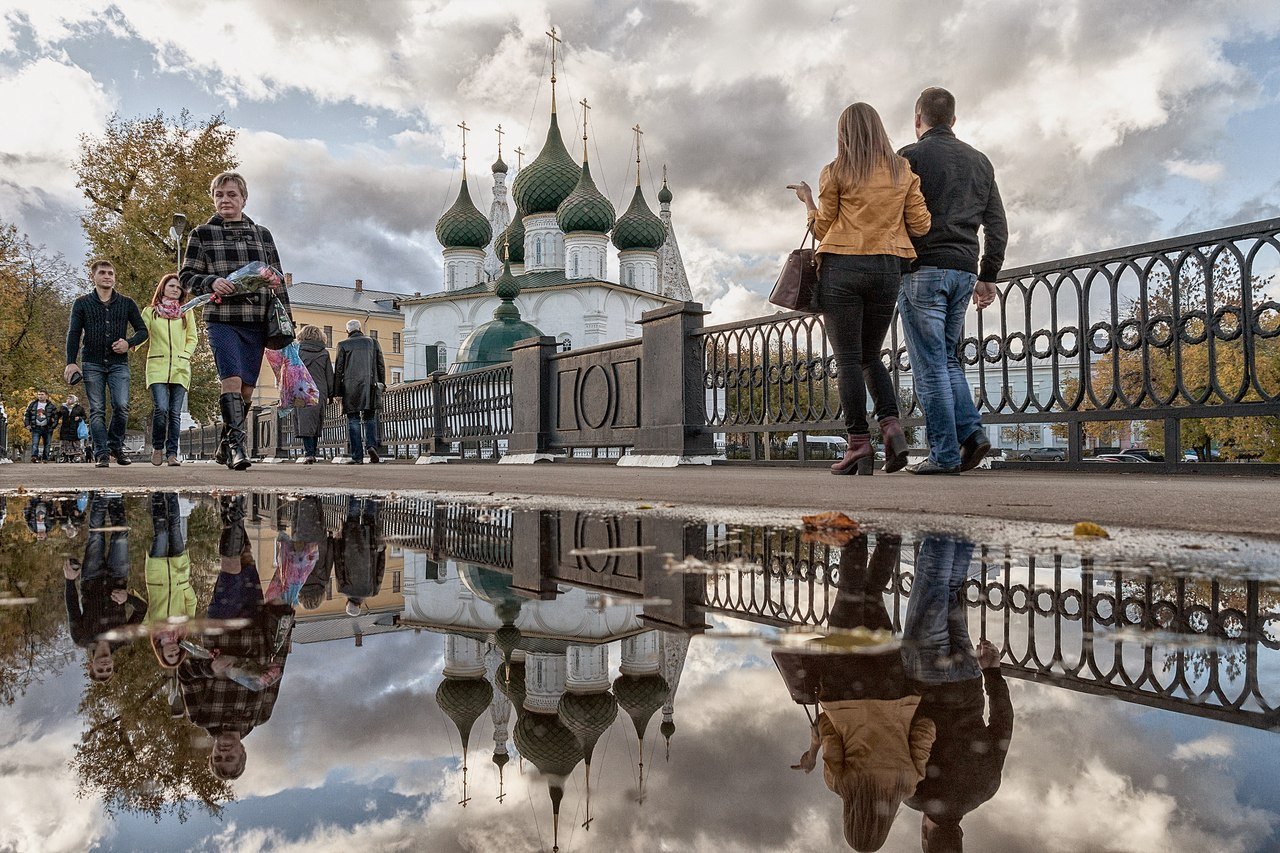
[218,392,251,471]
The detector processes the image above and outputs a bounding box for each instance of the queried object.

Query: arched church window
[626,267,634,287]
[447,266,454,288]
[535,237,543,265]
[599,257,605,279]
[559,333,572,352]
[436,343,448,370]
[571,252,579,278]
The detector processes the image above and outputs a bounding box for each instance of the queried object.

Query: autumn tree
[75,110,237,423]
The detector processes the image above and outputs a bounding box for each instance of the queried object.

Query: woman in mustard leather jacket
[791,103,931,476]
[141,273,199,466]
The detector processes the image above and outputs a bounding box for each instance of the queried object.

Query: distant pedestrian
[790,102,930,476]
[141,273,199,466]
[180,170,290,471]
[293,324,334,464]
[23,389,55,462]
[898,87,1007,474]
[64,259,148,468]
[53,393,88,462]
[333,319,385,464]
[335,496,385,615]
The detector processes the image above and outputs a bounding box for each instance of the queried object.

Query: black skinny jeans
[818,254,902,434]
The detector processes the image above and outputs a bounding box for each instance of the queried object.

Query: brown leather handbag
[769,225,819,312]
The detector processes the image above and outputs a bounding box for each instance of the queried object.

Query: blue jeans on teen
[30,427,52,461]
[901,535,982,685]
[83,362,130,458]
[898,267,985,468]
[346,411,379,461]
[150,383,187,457]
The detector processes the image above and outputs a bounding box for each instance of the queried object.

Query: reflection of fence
[699,218,1280,470]
[700,533,1280,729]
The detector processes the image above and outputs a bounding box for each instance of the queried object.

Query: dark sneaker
[112,450,132,466]
[959,432,992,472]
[95,457,110,468]
[367,448,380,464]
[906,459,960,475]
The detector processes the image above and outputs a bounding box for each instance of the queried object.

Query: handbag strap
[800,223,815,249]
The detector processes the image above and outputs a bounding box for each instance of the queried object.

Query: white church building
[399,68,692,379]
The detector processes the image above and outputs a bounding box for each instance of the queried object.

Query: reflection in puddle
[2,491,1280,851]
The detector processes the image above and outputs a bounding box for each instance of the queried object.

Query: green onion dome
[492,155,508,175]
[657,177,672,204]
[613,672,668,739]
[436,675,494,750]
[514,711,584,779]
[556,162,616,234]
[449,258,543,372]
[611,186,666,251]
[435,177,493,249]
[500,210,526,264]
[511,113,580,214]
[558,691,618,762]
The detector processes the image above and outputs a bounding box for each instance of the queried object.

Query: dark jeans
[83,362,130,458]
[300,436,318,457]
[346,411,379,461]
[150,383,187,457]
[30,427,52,460]
[902,535,982,684]
[84,493,129,584]
[818,254,901,434]
[150,493,185,558]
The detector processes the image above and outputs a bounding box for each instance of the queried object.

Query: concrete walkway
[1,459,1274,538]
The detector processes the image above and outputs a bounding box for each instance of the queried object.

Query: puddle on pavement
[2,491,1280,852]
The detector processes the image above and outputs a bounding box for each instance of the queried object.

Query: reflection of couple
[776,534,1013,852]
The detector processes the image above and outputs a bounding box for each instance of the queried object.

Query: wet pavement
[2,490,1280,852]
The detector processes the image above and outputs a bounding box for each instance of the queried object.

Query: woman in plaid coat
[179,170,291,470]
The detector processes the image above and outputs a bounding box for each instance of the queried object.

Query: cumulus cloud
[0,717,109,853]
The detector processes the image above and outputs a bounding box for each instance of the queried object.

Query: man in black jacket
[64,259,148,467]
[23,389,55,462]
[898,88,1008,475]
[333,320,386,464]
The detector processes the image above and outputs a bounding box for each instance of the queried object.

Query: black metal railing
[699,218,1280,469]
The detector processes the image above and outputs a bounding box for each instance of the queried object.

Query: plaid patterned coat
[180,214,291,324]
[179,606,293,736]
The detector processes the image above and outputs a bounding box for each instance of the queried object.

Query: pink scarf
[154,298,183,320]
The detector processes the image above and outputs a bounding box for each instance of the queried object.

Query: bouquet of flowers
[178,261,284,310]
[265,342,321,408]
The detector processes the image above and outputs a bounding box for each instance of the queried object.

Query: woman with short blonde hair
[293,324,334,463]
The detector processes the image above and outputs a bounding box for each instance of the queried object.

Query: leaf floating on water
[801,511,860,531]
[1073,521,1110,538]
[636,504,654,510]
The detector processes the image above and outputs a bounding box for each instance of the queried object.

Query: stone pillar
[619,301,714,466]
[505,335,559,461]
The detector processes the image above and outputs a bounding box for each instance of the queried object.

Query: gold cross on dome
[457,120,471,169]
[494,123,504,159]
[515,146,526,170]
[632,123,644,185]
[579,97,591,159]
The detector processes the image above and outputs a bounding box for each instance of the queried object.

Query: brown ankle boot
[880,416,909,473]
[831,433,874,475]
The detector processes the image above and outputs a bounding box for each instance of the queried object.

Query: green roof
[558,691,618,761]
[658,177,673,204]
[436,676,494,749]
[515,711,584,778]
[501,210,526,263]
[613,672,668,738]
[511,112,580,214]
[556,161,615,234]
[449,258,543,373]
[612,186,666,251]
[436,177,493,249]
[491,155,508,175]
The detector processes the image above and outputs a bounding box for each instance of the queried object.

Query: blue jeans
[83,362,130,458]
[901,535,982,684]
[150,383,187,457]
[346,411,379,461]
[30,427,52,460]
[300,436,318,457]
[898,268,985,468]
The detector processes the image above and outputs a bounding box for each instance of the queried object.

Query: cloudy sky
[1,1,1279,321]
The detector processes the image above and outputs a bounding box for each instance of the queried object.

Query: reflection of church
[403,557,689,851]
[400,29,692,378]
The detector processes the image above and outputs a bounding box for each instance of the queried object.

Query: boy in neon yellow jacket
[141,273,199,466]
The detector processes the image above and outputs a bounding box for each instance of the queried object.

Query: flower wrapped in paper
[265,342,321,408]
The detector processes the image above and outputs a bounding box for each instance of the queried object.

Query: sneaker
[905,459,960,475]
[303,456,316,465]
[166,456,181,466]
[112,450,132,466]
[367,448,380,464]
[95,457,110,469]
[151,449,164,466]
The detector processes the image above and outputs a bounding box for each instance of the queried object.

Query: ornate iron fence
[699,217,1280,469]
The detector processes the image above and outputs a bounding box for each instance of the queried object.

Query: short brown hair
[89,259,114,274]
[210,171,248,199]
[916,87,956,129]
[298,324,326,344]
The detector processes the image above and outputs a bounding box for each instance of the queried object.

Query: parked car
[1085,453,1154,463]
[1120,448,1164,462]
[1010,446,1066,461]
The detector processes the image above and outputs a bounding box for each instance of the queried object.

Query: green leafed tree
[75,110,238,424]
[0,225,79,409]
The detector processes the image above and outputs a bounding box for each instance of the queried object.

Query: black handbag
[264,291,295,350]
[769,225,819,312]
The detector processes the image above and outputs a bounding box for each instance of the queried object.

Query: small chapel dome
[435,178,493,249]
[611,186,666,251]
[511,112,580,215]
[436,675,495,747]
[613,671,669,737]
[657,176,672,204]
[556,161,616,234]
[558,691,619,759]
[492,155,508,175]
[450,259,543,372]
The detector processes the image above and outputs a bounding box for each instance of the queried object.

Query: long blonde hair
[830,102,903,190]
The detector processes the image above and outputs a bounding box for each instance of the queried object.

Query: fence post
[1163,416,1180,472]
[628,301,714,462]
[507,336,558,457]
[0,403,8,461]
[249,407,262,459]
[273,407,290,460]
[427,371,451,456]
[1067,418,1083,466]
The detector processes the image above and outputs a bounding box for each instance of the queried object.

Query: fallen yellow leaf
[1073,521,1110,538]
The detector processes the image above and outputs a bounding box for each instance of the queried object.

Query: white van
[785,434,848,457]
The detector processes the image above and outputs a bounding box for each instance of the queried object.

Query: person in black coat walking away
[53,393,88,462]
[333,319,385,464]
[63,259,148,468]
[23,389,56,462]
[294,325,335,464]
[335,496,385,615]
